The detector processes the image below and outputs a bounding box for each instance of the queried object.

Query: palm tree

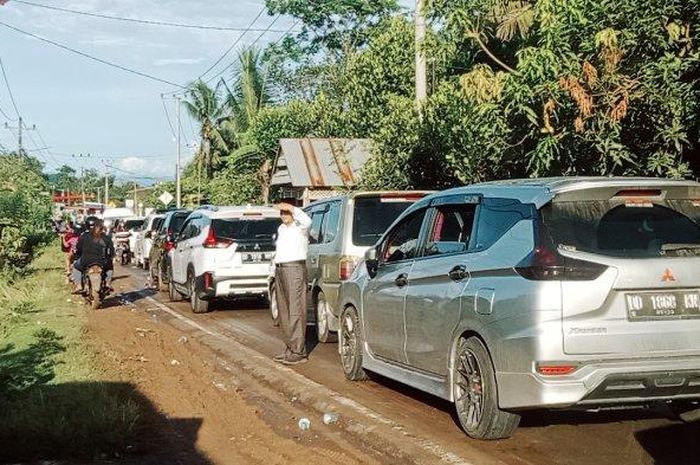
[183,80,228,179]
[220,47,271,147]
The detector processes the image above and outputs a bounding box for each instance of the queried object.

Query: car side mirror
[365,248,379,278]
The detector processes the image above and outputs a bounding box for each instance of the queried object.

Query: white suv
[168,205,281,313]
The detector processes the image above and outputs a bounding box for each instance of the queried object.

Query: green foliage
[0,155,53,272]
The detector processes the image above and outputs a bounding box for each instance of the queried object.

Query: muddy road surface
[95,264,699,465]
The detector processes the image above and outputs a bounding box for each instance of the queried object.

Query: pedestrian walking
[272,202,312,365]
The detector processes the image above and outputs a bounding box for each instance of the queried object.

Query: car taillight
[515,226,607,281]
[164,241,175,252]
[203,272,213,289]
[536,363,579,376]
[203,227,233,249]
[339,256,357,281]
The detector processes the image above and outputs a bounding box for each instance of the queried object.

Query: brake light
[339,256,357,280]
[537,364,578,376]
[164,241,175,252]
[614,189,662,198]
[203,227,233,249]
[515,226,607,281]
[203,272,213,289]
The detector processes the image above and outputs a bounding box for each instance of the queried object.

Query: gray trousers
[275,262,308,356]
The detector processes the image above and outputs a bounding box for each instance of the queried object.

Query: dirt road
[91,264,699,465]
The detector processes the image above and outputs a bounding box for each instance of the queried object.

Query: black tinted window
[213,218,280,241]
[424,204,476,257]
[169,213,189,234]
[124,220,144,230]
[543,200,700,258]
[353,196,419,246]
[152,218,164,232]
[474,199,534,250]
[382,210,427,263]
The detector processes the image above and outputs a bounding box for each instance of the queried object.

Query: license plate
[242,252,270,263]
[626,291,700,320]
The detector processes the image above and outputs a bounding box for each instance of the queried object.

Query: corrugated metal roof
[271,138,372,188]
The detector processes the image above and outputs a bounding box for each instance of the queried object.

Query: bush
[0,155,53,273]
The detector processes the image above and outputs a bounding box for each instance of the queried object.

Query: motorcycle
[114,235,131,265]
[82,264,108,309]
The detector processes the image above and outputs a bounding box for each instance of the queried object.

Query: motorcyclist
[71,216,115,294]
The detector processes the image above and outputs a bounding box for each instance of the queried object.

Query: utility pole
[4,117,36,158]
[175,96,182,208]
[72,153,90,207]
[415,0,427,111]
[102,160,110,207]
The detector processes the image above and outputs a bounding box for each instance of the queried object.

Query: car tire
[339,306,368,381]
[168,276,182,302]
[453,336,520,440]
[189,271,210,314]
[268,280,279,327]
[316,292,338,343]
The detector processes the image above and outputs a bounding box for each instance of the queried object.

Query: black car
[149,209,191,290]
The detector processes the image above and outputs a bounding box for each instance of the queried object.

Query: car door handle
[395,273,408,288]
[448,266,468,281]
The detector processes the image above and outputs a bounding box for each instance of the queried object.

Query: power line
[12,0,294,33]
[160,95,178,140]
[104,162,160,180]
[0,56,21,118]
[0,102,12,121]
[0,21,184,88]
[197,7,267,83]
[205,14,283,85]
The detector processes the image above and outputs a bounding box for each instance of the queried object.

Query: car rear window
[124,220,144,230]
[152,218,164,231]
[213,218,280,241]
[352,196,420,247]
[169,213,189,233]
[541,200,700,258]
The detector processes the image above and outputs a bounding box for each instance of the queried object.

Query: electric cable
[0,21,184,88]
[0,56,21,118]
[12,0,293,33]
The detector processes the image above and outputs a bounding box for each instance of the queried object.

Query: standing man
[273,202,312,365]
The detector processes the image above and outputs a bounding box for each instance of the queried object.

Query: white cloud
[154,57,203,66]
[118,156,172,179]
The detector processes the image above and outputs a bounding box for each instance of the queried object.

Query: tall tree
[221,47,272,147]
[183,80,228,179]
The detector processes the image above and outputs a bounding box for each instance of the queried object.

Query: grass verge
[0,244,144,461]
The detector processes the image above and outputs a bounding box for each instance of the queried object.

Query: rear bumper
[198,273,269,300]
[497,357,700,410]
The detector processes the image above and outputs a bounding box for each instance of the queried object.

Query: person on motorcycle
[71,216,115,294]
[61,221,80,277]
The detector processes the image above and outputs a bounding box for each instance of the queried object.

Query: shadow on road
[100,288,157,309]
[0,381,210,464]
[635,421,700,465]
[0,327,209,463]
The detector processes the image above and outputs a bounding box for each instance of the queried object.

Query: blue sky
[0,0,412,182]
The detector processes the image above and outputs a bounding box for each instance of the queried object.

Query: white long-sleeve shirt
[274,207,312,264]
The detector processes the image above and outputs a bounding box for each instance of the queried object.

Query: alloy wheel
[455,342,484,430]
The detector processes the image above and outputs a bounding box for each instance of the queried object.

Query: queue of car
[139,177,700,441]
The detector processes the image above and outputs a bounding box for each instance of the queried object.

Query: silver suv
[303,192,430,342]
[338,177,700,439]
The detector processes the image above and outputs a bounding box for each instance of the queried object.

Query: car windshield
[352,196,421,247]
[213,218,280,241]
[541,199,700,258]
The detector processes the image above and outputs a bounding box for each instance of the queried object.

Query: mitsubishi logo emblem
[661,268,676,282]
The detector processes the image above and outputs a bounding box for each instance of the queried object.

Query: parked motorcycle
[82,264,108,309]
